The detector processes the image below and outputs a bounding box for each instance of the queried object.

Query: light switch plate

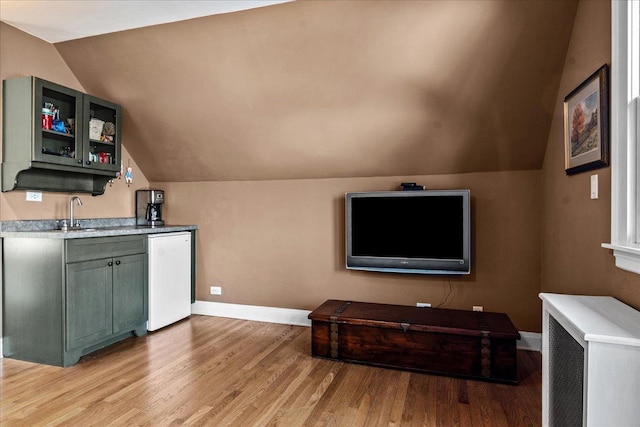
[26,191,42,202]
[591,174,598,199]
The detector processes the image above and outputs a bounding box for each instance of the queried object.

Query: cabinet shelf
[42,129,74,139]
[42,148,73,157]
[90,138,115,146]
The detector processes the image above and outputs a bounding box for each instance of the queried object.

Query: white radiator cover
[540,293,640,427]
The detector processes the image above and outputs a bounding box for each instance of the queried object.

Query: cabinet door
[66,258,113,350]
[82,94,121,173]
[33,78,84,168]
[112,253,148,334]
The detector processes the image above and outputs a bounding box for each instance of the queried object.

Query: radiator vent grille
[549,315,584,427]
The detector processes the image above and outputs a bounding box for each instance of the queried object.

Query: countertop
[0,218,197,239]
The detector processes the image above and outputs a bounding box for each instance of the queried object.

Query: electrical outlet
[416,302,431,308]
[210,286,222,295]
[473,306,483,312]
[26,191,42,202]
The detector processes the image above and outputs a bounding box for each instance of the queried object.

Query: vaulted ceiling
[52,0,578,182]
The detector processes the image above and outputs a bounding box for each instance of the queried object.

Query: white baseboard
[518,331,542,352]
[191,300,312,327]
[191,300,542,352]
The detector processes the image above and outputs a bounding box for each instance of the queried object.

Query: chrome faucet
[69,196,83,229]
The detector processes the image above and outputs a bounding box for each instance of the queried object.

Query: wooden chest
[308,300,520,384]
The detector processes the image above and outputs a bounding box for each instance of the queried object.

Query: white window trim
[602,0,640,275]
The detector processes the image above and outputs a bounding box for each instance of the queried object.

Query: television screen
[346,190,471,275]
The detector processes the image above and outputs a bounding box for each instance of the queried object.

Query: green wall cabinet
[2,235,148,367]
[1,76,122,195]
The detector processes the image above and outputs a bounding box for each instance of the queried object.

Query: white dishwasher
[147,232,192,331]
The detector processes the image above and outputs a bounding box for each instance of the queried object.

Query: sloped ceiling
[54,0,578,182]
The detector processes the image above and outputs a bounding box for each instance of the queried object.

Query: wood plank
[1,315,541,426]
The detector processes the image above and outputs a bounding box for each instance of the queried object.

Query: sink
[54,219,99,232]
[52,227,98,232]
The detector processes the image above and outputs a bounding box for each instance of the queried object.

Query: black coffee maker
[136,190,165,226]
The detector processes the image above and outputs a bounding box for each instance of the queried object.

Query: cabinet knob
[86,160,91,165]
[78,159,83,164]
[115,260,121,265]
[108,261,113,267]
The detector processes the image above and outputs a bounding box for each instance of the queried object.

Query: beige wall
[3,0,638,339]
[158,170,543,332]
[541,1,640,308]
[0,23,149,221]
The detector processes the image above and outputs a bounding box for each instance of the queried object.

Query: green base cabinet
[66,258,114,351]
[2,235,148,367]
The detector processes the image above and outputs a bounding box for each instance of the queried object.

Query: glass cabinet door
[82,95,121,173]
[33,79,83,167]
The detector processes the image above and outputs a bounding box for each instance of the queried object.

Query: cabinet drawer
[66,235,147,263]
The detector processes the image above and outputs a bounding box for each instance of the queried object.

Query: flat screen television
[345,189,471,275]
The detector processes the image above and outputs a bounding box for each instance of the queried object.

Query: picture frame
[564,64,609,175]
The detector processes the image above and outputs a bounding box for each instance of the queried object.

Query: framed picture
[564,64,609,175]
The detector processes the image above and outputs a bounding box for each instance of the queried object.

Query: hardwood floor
[1,315,542,426]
